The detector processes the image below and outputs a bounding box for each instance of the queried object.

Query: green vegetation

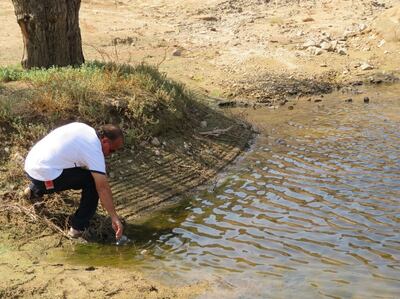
[0,61,193,148]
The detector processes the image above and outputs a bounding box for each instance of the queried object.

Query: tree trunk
[11,0,84,69]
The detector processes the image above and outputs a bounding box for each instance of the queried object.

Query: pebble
[364,97,370,103]
[360,63,374,71]
[320,41,332,51]
[338,48,347,55]
[302,17,314,22]
[172,49,182,56]
[116,235,130,246]
[85,266,96,271]
[302,40,317,49]
[199,16,218,22]
[358,23,367,31]
[345,98,353,103]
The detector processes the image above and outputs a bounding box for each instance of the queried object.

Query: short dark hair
[97,124,123,141]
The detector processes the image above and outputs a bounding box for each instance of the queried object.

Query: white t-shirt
[24,122,106,181]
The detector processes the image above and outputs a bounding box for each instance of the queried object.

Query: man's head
[97,124,124,156]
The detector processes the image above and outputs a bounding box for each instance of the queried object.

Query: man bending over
[24,122,124,240]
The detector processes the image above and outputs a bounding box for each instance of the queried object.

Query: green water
[55,84,400,298]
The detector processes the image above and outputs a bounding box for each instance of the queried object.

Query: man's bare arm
[91,172,123,239]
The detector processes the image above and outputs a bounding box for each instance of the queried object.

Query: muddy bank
[0,235,207,299]
[0,77,253,298]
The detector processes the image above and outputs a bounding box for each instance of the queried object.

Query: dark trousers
[27,167,99,231]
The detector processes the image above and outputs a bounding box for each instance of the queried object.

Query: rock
[345,98,353,103]
[4,147,9,153]
[343,30,357,38]
[199,15,218,22]
[320,41,332,51]
[364,97,370,103]
[314,48,324,55]
[337,48,347,55]
[109,172,115,179]
[320,63,327,67]
[360,63,374,70]
[358,23,368,32]
[314,99,322,103]
[308,46,324,55]
[302,17,315,22]
[321,32,332,40]
[330,40,338,51]
[172,48,182,56]
[377,39,386,47]
[288,105,294,110]
[200,121,207,128]
[154,149,161,156]
[301,40,317,49]
[151,137,161,146]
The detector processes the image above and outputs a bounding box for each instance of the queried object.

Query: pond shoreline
[1,0,400,297]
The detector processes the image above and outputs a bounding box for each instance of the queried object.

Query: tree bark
[11,0,84,69]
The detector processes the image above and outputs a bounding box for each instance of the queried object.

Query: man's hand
[112,216,123,240]
[92,173,124,239]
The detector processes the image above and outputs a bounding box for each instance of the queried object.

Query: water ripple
[137,91,400,297]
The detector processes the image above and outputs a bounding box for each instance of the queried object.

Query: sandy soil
[1,0,399,97]
[1,0,400,298]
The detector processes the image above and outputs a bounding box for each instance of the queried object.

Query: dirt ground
[1,0,400,97]
[1,0,400,298]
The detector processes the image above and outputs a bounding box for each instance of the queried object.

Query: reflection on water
[62,85,400,298]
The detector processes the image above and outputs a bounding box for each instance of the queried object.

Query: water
[58,85,400,298]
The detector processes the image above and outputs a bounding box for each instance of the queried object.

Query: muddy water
[56,84,400,298]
